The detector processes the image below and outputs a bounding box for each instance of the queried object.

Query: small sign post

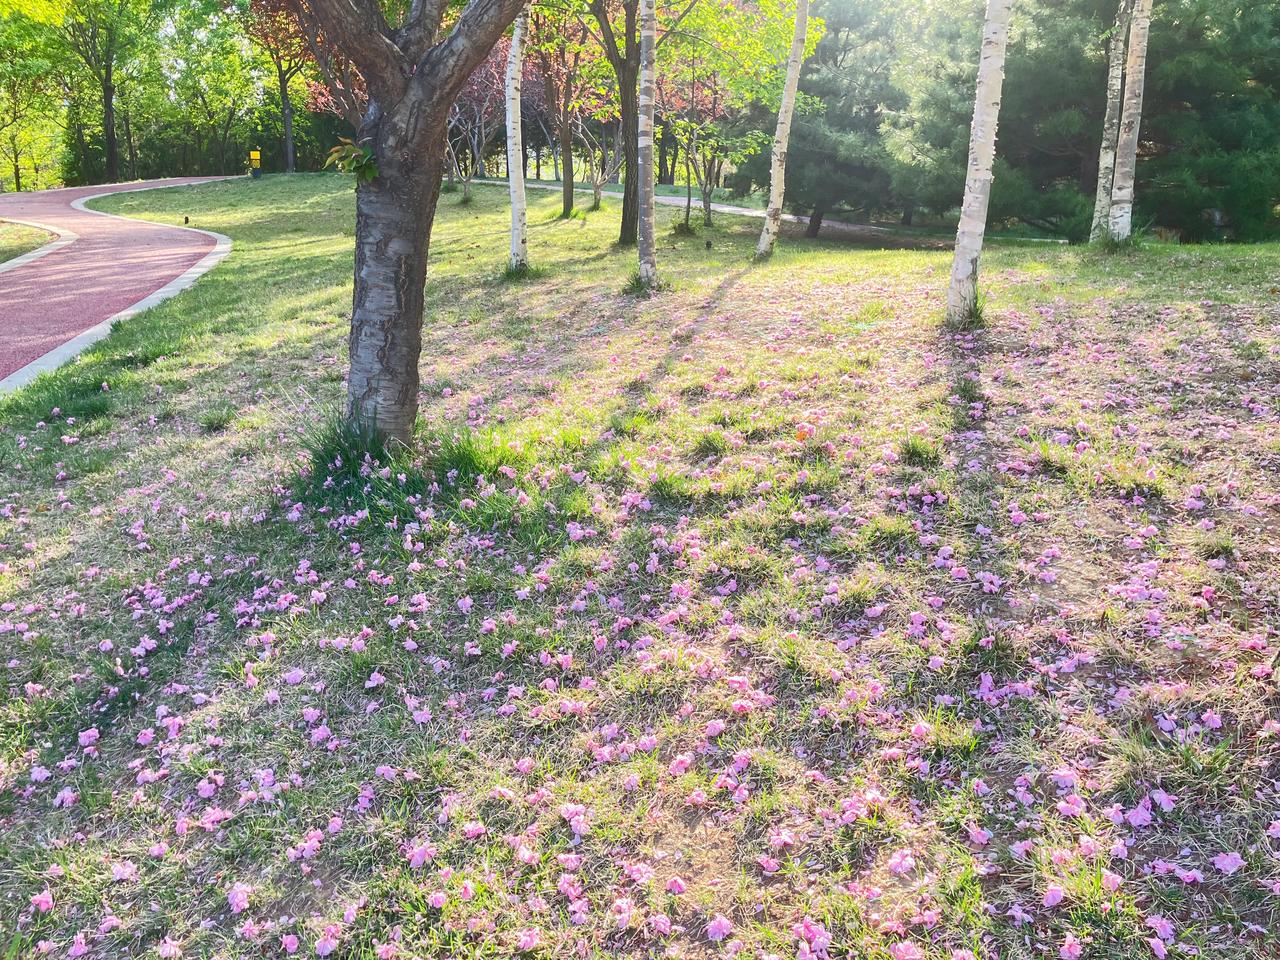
[249,149,262,179]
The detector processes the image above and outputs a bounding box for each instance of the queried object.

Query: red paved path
[0,178,228,381]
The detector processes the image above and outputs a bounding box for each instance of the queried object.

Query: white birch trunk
[756,0,809,259]
[945,0,1013,326]
[506,8,529,270]
[1090,0,1132,242]
[1108,0,1152,242]
[636,0,658,285]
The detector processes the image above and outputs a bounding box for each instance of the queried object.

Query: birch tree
[755,0,808,258]
[945,0,1013,326]
[635,0,658,286]
[506,7,529,271]
[1089,0,1132,241]
[1107,0,1152,243]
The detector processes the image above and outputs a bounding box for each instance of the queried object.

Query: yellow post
[249,149,262,178]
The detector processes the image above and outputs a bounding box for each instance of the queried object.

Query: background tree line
[2,0,1278,242]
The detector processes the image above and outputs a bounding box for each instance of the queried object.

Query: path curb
[0,219,79,276]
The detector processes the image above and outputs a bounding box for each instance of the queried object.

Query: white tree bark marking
[506,7,529,270]
[756,0,809,259]
[945,0,1013,325]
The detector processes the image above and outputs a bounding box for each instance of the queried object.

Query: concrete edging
[0,218,79,276]
[0,181,233,395]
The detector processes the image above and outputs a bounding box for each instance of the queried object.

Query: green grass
[1,173,1278,960]
[0,219,52,264]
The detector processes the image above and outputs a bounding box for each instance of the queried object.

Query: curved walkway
[0,178,232,393]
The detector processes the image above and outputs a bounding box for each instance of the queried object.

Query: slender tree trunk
[636,0,658,284]
[610,123,623,183]
[618,68,639,242]
[122,109,138,179]
[945,0,1013,325]
[101,66,120,183]
[506,9,529,271]
[756,0,809,258]
[1090,0,1131,241]
[73,120,87,184]
[683,144,692,229]
[346,107,448,444]
[559,99,574,217]
[702,159,716,226]
[658,116,670,184]
[805,205,823,238]
[593,144,604,208]
[1108,0,1152,242]
[279,64,297,173]
[10,136,21,192]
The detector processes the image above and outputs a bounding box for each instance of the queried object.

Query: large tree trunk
[1108,0,1152,243]
[506,10,529,270]
[636,0,657,284]
[756,0,808,258]
[1090,0,1131,241]
[10,136,21,192]
[346,106,447,444]
[101,67,120,182]
[945,0,1013,325]
[279,64,297,173]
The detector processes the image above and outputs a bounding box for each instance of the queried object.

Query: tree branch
[303,0,408,101]
[412,0,528,107]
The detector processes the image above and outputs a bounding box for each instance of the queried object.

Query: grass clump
[623,270,670,296]
[899,434,942,469]
[500,262,548,283]
[198,403,236,433]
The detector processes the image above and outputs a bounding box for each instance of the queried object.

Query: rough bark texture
[506,9,529,270]
[1108,0,1152,242]
[306,0,529,445]
[618,76,639,243]
[636,0,658,285]
[756,0,808,259]
[1090,0,1132,241]
[945,0,1013,325]
[347,112,443,444]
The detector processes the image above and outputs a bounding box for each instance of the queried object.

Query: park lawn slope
[0,221,54,265]
[1,174,1279,959]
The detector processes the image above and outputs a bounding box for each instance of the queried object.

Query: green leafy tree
[56,0,164,181]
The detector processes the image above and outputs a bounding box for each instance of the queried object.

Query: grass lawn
[0,220,53,264]
[2,172,1279,959]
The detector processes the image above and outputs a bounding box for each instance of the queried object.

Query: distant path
[0,177,232,393]
[476,178,1067,247]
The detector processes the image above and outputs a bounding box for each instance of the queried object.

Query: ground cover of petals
[2,177,1278,960]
